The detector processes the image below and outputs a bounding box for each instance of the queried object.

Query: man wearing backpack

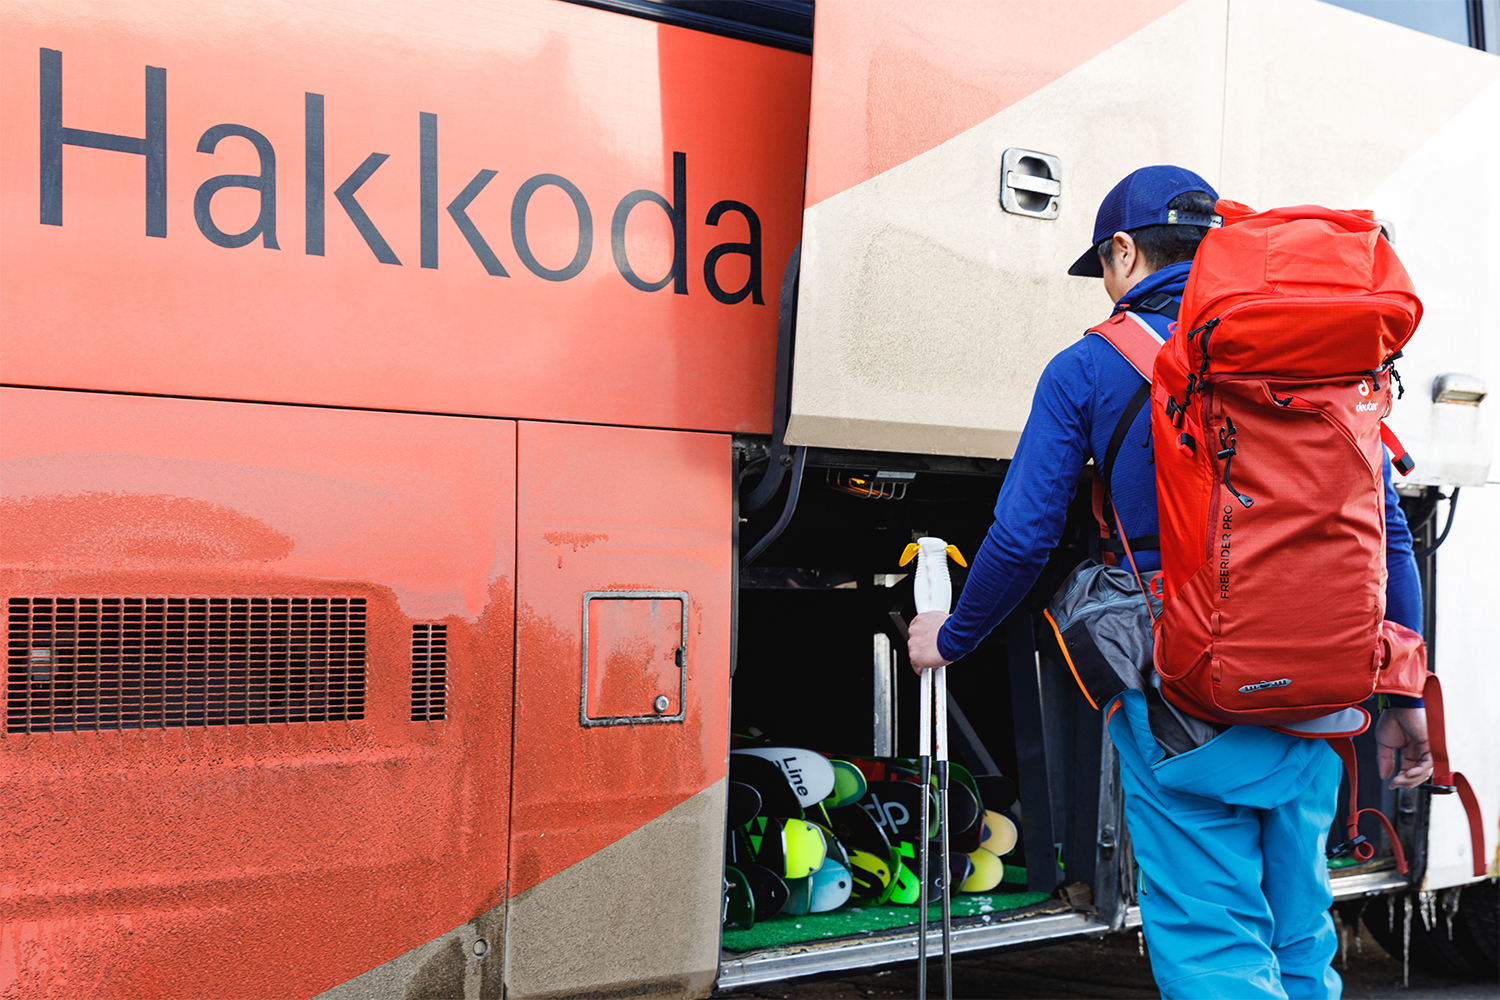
[906,165,1433,999]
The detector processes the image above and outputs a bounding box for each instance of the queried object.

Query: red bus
[3,1,1495,996]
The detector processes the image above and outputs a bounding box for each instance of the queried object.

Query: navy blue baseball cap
[1068,166,1220,277]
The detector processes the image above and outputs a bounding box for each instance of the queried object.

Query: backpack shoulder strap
[1086,310,1166,382]
[1086,310,1168,580]
[1086,310,1168,494]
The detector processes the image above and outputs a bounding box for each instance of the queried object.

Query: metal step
[718,867,1409,989]
[717,910,1104,990]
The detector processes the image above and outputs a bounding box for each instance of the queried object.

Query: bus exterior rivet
[654,695,670,713]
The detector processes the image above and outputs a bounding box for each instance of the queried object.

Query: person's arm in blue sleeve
[935,346,1093,663]
[1382,449,1424,706]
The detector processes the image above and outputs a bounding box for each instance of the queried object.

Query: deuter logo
[1238,678,1292,693]
[1356,380,1378,412]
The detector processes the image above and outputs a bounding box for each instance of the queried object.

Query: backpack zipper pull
[1217,415,1255,508]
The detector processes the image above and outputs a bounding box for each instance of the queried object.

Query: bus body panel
[789,0,1498,477]
[799,0,1186,210]
[787,0,1228,459]
[502,780,728,999]
[0,387,518,998]
[0,0,810,434]
[3,0,794,988]
[316,420,734,1000]
[511,421,731,894]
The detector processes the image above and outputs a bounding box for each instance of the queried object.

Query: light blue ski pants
[1108,690,1344,999]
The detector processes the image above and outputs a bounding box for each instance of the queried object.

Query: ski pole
[935,659,953,1000]
[901,536,965,1000]
[917,652,932,1000]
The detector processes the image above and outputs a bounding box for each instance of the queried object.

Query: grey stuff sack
[1044,560,1218,756]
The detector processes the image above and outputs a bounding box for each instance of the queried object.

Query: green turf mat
[721,875,1050,954]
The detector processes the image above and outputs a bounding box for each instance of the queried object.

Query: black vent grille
[410,623,447,722]
[6,596,366,734]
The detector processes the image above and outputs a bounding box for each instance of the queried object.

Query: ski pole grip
[903,536,964,615]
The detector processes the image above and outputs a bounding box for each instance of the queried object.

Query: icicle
[1138,931,1145,958]
[1419,890,1434,933]
[1388,895,1395,933]
[1402,894,1413,990]
[1352,900,1367,957]
[1442,887,1461,941]
[1334,908,1348,971]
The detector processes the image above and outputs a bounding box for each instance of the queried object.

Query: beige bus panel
[1220,0,1500,489]
[787,0,1228,459]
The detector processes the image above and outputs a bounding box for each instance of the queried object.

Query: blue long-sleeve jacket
[937,261,1423,678]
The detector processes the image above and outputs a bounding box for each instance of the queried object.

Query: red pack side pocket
[1373,620,1426,699]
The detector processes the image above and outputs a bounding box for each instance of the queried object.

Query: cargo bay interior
[726,438,1415,957]
[727,442,1118,941]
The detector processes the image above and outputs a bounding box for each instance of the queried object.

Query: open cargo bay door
[787,0,1226,460]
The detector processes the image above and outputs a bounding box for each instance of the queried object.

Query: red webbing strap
[1090,476,1115,566]
[1423,674,1455,785]
[1090,463,1154,613]
[1422,674,1487,877]
[1114,518,1155,620]
[1327,736,1408,873]
[1380,421,1416,475]
[1453,775,1487,878]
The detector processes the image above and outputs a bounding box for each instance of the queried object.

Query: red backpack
[1094,201,1484,875]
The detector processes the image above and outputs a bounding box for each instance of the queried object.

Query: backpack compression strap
[1327,676,1488,879]
[1326,736,1407,873]
[1422,674,1487,877]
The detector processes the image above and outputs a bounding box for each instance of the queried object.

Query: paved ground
[716,921,1497,999]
